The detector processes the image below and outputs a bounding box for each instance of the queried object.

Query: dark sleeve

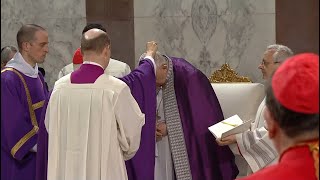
[1,73,38,161]
[119,59,158,180]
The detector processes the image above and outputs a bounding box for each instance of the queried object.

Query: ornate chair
[209,63,252,83]
[209,63,265,178]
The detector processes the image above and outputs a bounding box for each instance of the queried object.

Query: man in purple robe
[1,24,49,180]
[122,50,239,180]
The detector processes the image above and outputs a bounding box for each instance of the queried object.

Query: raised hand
[146,41,158,58]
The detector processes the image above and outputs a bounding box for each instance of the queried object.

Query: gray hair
[139,51,168,67]
[266,44,294,63]
[273,45,294,63]
[1,46,17,64]
[267,44,282,51]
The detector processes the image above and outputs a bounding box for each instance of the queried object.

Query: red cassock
[238,140,319,180]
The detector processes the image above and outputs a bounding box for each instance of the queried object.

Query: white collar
[5,52,39,78]
[83,61,104,69]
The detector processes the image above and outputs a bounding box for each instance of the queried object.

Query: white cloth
[58,58,131,79]
[45,74,145,180]
[155,89,175,180]
[142,55,156,75]
[236,97,278,173]
[5,52,39,78]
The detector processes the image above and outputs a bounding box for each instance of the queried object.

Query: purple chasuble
[171,57,238,180]
[35,64,104,180]
[122,57,238,180]
[1,69,48,180]
[120,59,157,180]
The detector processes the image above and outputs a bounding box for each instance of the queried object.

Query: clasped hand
[156,122,168,142]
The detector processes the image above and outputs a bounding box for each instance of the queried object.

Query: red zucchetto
[72,48,83,64]
[272,53,319,114]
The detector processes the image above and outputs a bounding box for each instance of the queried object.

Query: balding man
[57,23,131,79]
[43,29,145,180]
[1,24,49,180]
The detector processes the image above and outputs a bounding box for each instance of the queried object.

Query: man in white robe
[216,44,293,175]
[45,28,145,180]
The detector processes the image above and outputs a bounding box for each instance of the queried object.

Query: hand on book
[216,134,236,146]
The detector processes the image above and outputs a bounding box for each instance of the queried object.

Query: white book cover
[208,115,252,139]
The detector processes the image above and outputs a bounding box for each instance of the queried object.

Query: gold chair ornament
[209,63,252,83]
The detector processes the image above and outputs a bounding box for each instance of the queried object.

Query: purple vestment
[172,57,238,180]
[123,57,238,180]
[120,59,157,180]
[1,69,48,180]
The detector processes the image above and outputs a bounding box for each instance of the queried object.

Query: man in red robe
[239,53,319,180]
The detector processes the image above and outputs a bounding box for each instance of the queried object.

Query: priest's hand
[156,122,168,142]
[157,122,168,136]
[146,41,158,58]
[216,134,236,146]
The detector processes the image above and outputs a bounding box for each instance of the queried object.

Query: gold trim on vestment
[32,100,45,110]
[2,68,39,127]
[10,126,39,158]
[2,68,41,158]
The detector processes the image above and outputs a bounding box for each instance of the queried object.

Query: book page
[208,115,243,139]
[221,119,252,138]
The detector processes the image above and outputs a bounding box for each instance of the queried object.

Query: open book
[208,115,253,139]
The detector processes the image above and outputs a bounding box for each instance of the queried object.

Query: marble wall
[134,0,275,83]
[1,0,86,89]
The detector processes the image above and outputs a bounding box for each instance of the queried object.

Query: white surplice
[155,89,175,180]
[235,97,278,174]
[45,74,145,180]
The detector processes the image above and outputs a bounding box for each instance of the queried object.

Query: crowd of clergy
[1,23,318,180]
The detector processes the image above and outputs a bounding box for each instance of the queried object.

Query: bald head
[81,28,111,55]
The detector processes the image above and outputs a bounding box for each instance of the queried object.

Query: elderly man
[122,48,239,180]
[1,24,49,180]
[58,23,131,79]
[216,44,294,175]
[239,53,319,180]
[1,45,17,69]
[44,28,145,180]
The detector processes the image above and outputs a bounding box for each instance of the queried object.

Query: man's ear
[264,106,278,139]
[103,45,110,55]
[21,42,30,52]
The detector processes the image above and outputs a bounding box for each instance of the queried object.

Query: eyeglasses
[261,60,280,66]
